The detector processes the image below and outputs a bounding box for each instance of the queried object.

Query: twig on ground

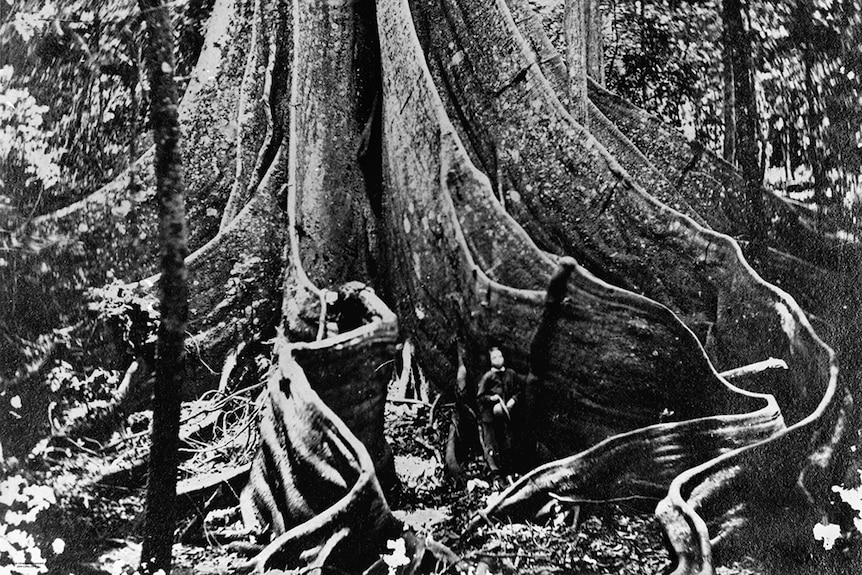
[549,492,660,505]
[467,551,551,560]
[414,435,436,454]
[387,398,432,408]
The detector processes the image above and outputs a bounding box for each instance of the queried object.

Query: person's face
[489,348,505,369]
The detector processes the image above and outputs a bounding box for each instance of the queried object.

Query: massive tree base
[3,0,860,573]
[239,342,400,572]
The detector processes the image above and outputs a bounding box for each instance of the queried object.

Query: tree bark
[721,22,736,165]
[564,0,588,124]
[723,0,766,246]
[797,0,828,212]
[137,0,189,573]
[239,342,400,572]
[585,0,603,86]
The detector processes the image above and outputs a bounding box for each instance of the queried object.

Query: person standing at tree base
[477,346,525,488]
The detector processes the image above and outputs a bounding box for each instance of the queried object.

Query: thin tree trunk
[585,0,604,86]
[138,0,189,572]
[565,0,588,124]
[722,0,765,246]
[721,23,736,164]
[798,0,827,213]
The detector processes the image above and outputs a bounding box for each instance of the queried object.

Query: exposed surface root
[377,0,843,572]
[239,342,400,573]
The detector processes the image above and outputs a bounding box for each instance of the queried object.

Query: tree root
[380,0,783,457]
[378,0,842,572]
[239,342,401,573]
[289,282,400,495]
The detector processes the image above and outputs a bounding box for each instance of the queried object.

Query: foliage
[753,0,862,204]
[604,0,862,216]
[45,362,119,399]
[88,280,159,357]
[0,0,214,216]
[604,0,721,140]
[0,0,213,378]
[1,0,142,218]
[0,474,64,575]
[381,538,411,574]
[814,471,862,551]
[395,454,444,497]
[0,65,63,194]
[44,362,122,428]
[462,509,670,574]
[602,0,724,143]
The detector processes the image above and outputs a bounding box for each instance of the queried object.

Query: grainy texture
[395,0,843,571]
[137,0,189,572]
[375,13,843,571]
[723,0,766,244]
[240,343,400,572]
[4,0,857,573]
[585,0,603,85]
[289,0,378,288]
[378,0,756,463]
[564,0,587,123]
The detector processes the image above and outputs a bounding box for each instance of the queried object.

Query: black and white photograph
[2,0,862,573]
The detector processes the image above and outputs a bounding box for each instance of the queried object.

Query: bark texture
[137,0,189,572]
[384,2,841,571]
[723,0,766,244]
[564,0,588,123]
[722,24,736,165]
[239,342,400,572]
[585,0,603,85]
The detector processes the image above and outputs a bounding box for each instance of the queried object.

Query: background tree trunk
[565,0,588,124]
[796,0,828,213]
[137,0,189,573]
[585,0,603,86]
[722,0,766,246]
[721,22,736,164]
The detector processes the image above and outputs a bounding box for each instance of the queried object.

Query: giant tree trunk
[4,0,859,573]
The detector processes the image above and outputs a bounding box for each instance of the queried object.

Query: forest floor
[1,388,787,575]
[383,401,674,575]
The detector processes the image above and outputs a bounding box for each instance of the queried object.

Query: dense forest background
[4,0,862,361]
[5,0,862,234]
